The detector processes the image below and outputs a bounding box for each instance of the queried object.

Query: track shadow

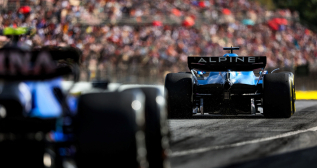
[191,114,265,119]
[169,114,266,119]
[223,145,317,168]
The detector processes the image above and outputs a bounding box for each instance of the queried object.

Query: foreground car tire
[263,73,294,118]
[75,90,147,168]
[121,86,170,168]
[165,73,192,119]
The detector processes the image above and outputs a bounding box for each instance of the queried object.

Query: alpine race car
[165,47,296,118]
[0,27,170,168]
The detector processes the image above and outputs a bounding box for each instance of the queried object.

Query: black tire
[75,90,146,168]
[165,73,192,119]
[122,86,170,168]
[263,73,294,118]
[279,72,296,113]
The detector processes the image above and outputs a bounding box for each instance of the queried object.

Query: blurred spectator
[1,0,317,81]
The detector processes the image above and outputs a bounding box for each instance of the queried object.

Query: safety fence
[77,64,187,85]
[75,65,317,91]
[295,71,317,91]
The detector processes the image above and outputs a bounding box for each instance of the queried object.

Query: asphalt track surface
[169,100,317,168]
[63,82,317,167]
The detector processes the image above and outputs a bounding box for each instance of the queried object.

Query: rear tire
[75,90,146,168]
[165,73,192,119]
[122,86,170,168]
[263,73,293,118]
[279,72,296,113]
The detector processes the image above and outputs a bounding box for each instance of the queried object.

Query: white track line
[171,125,317,157]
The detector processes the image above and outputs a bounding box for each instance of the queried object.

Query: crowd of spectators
[0,0,316,81]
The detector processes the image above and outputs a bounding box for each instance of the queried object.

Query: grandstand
[0,0,316,89]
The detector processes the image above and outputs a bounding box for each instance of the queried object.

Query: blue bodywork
[0,29,80,146]
[197,53,263,85]
[19,78,78,142]
[23,78,77,119]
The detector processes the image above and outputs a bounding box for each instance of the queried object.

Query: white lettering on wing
[23,53,31,72]
[236,57,244,62]
[0,52,5,74]
[198,58,207,63]
[34,52,55,75]
[209,57,216,62]
[248,57,255,63]
[9,52,26,75]
[219,57,227,62]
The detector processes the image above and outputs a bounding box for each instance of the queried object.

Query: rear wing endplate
[188,56,266,71]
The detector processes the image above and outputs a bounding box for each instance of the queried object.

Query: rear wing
[188,56,266,71]
[32,46,82,64]
[0,47,81,80]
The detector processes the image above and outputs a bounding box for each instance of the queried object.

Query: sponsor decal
[198,57,207,63]
[197,57,257,63]
[0,50,56,75]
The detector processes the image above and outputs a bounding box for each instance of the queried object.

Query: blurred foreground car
[165,47,296,118]
[0,27,170,168]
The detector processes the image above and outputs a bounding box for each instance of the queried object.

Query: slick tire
[121,86,170,168]
[263,73,294,118]
[165,73,192,119]
[279,72,296,113]
[75,90,146,168]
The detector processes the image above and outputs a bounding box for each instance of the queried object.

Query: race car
[0,27,170,168]
[0,27,84,167]
[165,47,296,118]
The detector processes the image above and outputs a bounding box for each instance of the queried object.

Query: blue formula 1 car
[165,47,296,118]
[0,27,170,168]
[0,27,83,167]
